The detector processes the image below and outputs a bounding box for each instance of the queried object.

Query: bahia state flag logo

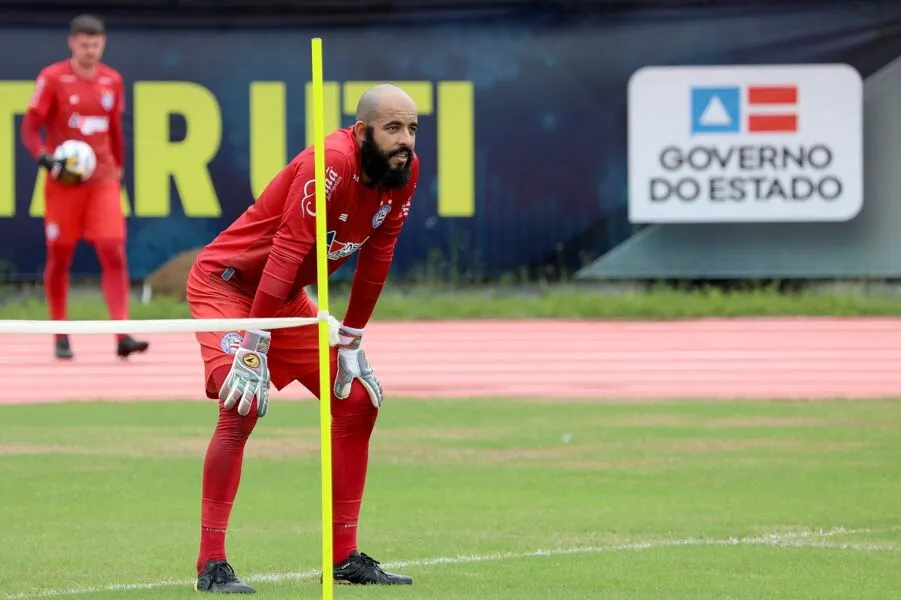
[690,84,798,135]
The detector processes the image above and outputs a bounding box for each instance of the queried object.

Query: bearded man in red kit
[188,84,420,593]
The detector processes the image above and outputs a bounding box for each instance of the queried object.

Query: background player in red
[20,14,149,361]
[187,84,420,593]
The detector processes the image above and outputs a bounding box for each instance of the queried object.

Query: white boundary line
[4,526,897,599]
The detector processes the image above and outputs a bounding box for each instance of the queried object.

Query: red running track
[6,318,901,404]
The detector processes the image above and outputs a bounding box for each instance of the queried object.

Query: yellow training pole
[310,36,334,600]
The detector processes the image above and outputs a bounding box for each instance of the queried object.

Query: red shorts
[44,179,125,245]
[186,268,338,400]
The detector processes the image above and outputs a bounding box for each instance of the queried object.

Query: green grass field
[7,285,901,320]
[1,397,899,599]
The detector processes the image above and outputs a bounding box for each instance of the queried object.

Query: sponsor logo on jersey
[68,113,109,135]
[325,166,342,199]
[326,230,368,260]
[300,166,343,218]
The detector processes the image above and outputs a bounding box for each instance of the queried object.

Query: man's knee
[332,382,378,437]
[211,365,260,438]
[216,398,259,439]
[45,243,76,271]
[94,239,126,270]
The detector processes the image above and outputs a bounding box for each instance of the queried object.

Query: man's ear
[353,121,367,144]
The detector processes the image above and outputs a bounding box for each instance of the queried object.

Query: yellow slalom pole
[310,37,334,600]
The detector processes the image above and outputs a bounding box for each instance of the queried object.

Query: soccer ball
[53,139,96,183]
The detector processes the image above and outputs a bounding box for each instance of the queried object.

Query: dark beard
[360,126,412,189]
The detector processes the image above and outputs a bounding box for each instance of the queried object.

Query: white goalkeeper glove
[219,329,272,417]
[333,325,383,408]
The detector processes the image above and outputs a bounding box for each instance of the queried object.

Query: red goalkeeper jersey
[20,59,125,186]
[194,126,419,330]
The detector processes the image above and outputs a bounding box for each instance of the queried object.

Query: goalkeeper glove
[334,325,383,408]
[219,329,272,417]
[38,152,81,184]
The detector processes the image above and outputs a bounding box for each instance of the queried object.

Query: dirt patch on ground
[0,444,94,455]
[372,441,608,466]
[0,436,324,459]
[0,442,193,458]
[380,426,511,441]
[702,416,857,428]
[243,438,322,458]
[596,414,855,429]
[661,438,869,454]
[503,396,697,406]
[553,458,674,471]
[126,433,325,459]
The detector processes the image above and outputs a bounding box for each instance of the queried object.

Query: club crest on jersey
[100,90,115,111]
[372,203,392,229]
[219,332,242,354]
[326,230,366,260]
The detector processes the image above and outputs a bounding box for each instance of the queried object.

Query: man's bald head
[355,84,418,125]
[352,84,418,189]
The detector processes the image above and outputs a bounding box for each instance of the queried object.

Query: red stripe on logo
[748,114,797,132]
[748,86,797,104]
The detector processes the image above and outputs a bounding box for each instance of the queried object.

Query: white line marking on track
[4,526,897,599]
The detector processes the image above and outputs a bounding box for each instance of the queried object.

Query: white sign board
[627,64,863,223]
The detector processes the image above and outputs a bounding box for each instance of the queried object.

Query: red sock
[94,240,129,343]
[199,526,227,568]
[331,388,379,565]
[44,243,75,341]
[197,367,258,573]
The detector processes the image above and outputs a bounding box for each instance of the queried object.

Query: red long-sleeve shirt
[194,126,419,330]
[20,59,125,185]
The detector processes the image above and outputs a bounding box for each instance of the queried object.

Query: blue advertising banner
[2,2,900,281]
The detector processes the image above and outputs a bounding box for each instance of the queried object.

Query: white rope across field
[0,313,338,336]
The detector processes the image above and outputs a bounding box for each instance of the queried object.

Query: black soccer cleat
[117,335,149,359]
[54,335,74,360]
[333,551,413,585]
[195,560,256,594]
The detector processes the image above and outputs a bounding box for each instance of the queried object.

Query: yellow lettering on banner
[3,79,477,220]
[305,82,341,150]
[0,82,34,217]
[133,82,222,217]
[120,187,131,216]
[29,169,44,216]
[341,81,434,115]
[250,82,286,199]
[437,82,475,217]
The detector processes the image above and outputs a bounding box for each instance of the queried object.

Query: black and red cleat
[117,335,149,359]
[54,335,74,360]
[195,560,255,594]
[333,551,413,585]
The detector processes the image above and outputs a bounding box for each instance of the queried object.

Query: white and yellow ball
[53,139,96,183]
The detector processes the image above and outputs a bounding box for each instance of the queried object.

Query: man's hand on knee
[219,329,272,417]
[334,325,383,408]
